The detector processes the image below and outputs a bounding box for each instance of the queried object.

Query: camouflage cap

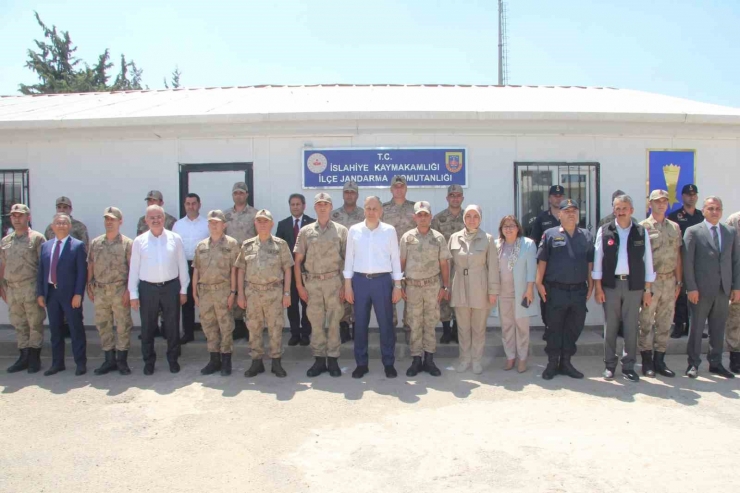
[343,181,359,193]
[414,201,432,214]
[9,204,30,215]
[145,190,163,201]
[549,185,565,196]
[649,190,669,202]
[447,184,464,195]
[559,198,580,210]
[56,196,72,207]
[255,209,273,221]
[390,175,407,187]
[681,184,698,195]
[232,182,248,193]
[314,192,332,204]
[103,206,123,220]
[207,210,226,222]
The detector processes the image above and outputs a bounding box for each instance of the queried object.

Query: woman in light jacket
[495,215,539,373]
[448,205,501,374]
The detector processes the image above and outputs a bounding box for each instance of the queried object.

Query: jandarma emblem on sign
[445,152,463,173]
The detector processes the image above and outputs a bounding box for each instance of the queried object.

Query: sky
[1,0,739,107]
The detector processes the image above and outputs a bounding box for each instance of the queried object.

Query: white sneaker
[472,361,483,374]
[456,361,470,373]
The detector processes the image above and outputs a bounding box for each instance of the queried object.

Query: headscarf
[463,204,483,239]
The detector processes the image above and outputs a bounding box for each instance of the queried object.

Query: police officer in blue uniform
[535,198,595,380]
[667,184,704,339]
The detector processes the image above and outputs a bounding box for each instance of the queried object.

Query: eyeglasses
[502,224,518,230]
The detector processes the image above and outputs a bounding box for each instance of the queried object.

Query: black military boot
[729,352,740,374]
[640,350,655,377]
[327,357,341,377]
[220,354,232,376]
[27,348,41,374]
[117,350,131,375]
[200,352,222,375]
[406,356,423,377]
[451,320,459,344]
[244,359,265,377]
[7,348,29,373]
[542,355,559,380]
[306,357,327,377]
[653,351,675,377]
[271,358,287,378]
[340,322,351,343]
[94,350,118,375]
[440,321,452,344]
[423,351,442,376]
[559,356,584,379]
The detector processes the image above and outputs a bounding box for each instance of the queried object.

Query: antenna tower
[498,0,509,85]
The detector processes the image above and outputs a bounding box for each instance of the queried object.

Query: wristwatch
[442,286,449,291]
[394,283,402,289]
[283,291,290,297]
[230,290,237,295]
[676,281,683,287]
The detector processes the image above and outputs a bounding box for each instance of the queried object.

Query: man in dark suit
[683,196,740,378]
[36,213,88,376]
[276,193,315,346]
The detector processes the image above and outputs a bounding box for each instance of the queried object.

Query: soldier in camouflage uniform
[236,209,294,378]
[87,207,134,376]
[725,210,740,374]
[295,192,348,378]
[382,175,416,335]
[431,184,465,344]
[401,201,451,377]
[637,190,682,378]
[193,210,240,376]
[330,180,364,343]
[225,181,258,340]
[44,196,90,249]
[0,204,47,373]
[136,190,177,235]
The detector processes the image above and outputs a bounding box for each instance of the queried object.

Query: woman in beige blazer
[448,205,501,374]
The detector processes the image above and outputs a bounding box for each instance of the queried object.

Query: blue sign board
[302,147,467,189]
[647,149,696,214]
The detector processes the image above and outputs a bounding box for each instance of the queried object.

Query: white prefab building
[1,84,740,327]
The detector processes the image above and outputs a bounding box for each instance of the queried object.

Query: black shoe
[94,350,118,375]
[730,352,740,374]
[685,365,698,378]
[622,369,640,382]
[451,320,459,344]
[653,351,675,378]
[406,356,423,377]
[352,365,368,379]
[702,332,708,339]
[220,354,232,376]
[244,359,265,377]
[169,361,180,374]
[440,322,452,344]
[327,357,341,377]
[640,350,655,377]
[200,352,222,375]
[423,352,442,376]
[27,348,41,374]
[143,362,155,375]
[75,364,87,376]
[340,322,351,344]
[559,357,584,379]
[709,364,735,379]
[7,348,29,373]
[670,323,684,339]
[299,334,310,346]
[306,357,327,377]
[384,365,397,378]
[117,350,131,375]
[288,335,301,346]
[180,334,195,345]
[271,358,287,378]
[44,365,65,376]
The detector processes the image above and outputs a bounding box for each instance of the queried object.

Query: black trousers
[544,283,588,358]
[47,284,86,367]
[139,279,181,364]
[181,261,195,338]
[288,274,311,336]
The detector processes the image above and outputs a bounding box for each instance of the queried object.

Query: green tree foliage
[164,66,181,89]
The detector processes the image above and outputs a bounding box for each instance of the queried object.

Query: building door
[178,163,253,218]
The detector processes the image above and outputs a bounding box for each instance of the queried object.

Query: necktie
[712,225,721,252]
[51,240,61,285]
[294,218,300,239]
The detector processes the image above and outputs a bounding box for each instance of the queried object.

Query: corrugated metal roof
[1,84,739,130]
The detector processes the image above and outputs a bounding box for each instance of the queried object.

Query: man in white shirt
[129,205,190,375]
[593,195,655,382]
[172,193,209,344]
[344,196,403,379]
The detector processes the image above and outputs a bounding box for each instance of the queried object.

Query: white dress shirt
[172,215,210,261]
[592,222,656,282]
[47,235,70,284]
[343,220,403,281]
[704,219,722,251]
[128,230,190,299]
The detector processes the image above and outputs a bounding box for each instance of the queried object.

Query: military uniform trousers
[199,284,235,354]
[638,276,675,352]
[246,285,284,360]
[6,279,46,349]
[544,283,587,358]
[93,282,133,351]
[726,303,740,352]
[305,275,343,358]
[454,306,489,364]
[406,281,440,357]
